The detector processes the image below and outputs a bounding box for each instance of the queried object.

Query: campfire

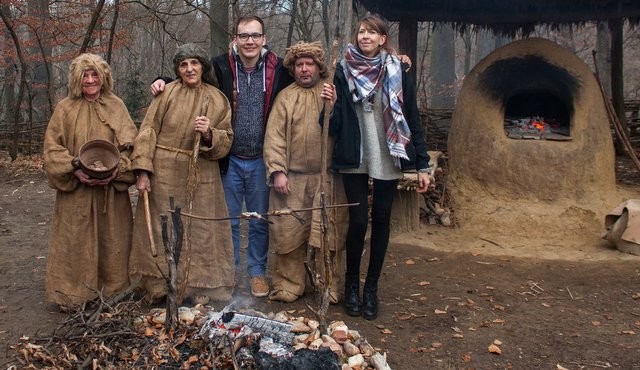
[10,301,392,369]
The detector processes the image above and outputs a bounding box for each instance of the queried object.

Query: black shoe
[344,275,361,316]
[362,282,378,320]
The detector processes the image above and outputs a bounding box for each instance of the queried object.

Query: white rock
[369,352,392,370]
[294,334,309,344]
[347,354,364,367]
[348,329,361,341]
[290,319,312,333]
[343,340,360,356]
[293,343,307,351]
[274,311,289,322]
[178,307,195,325]
[322,334,336,344]
[328,320,346,334]
[357,338,375,357]
[308,338,323,350]
[308,319,320,330]
[150,310,166,325]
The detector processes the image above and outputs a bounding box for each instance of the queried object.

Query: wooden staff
[314,37,341,328]
[178,96,211,303]
[592,51,640,172]
[143,190,157,257]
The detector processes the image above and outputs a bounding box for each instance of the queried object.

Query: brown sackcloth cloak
[43,93,138,306]
[129,81,234,302]
[263,81,347,299]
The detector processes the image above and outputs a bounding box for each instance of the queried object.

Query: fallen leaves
[488,343,502,354]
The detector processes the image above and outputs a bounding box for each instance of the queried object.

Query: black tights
[343,173,398,284]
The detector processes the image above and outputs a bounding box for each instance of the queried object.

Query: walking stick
[313,38,340,328]
[178,96,211,303]
[143,190,157,257]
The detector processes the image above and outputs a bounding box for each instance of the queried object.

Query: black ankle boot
[344,275,361,316]
[362,281,378,320]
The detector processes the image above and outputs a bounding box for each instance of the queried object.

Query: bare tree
[0,4,29,159]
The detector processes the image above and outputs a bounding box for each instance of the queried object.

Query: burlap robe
[263,82,347,297]
[129,81,234,302]
[43,93,138,306]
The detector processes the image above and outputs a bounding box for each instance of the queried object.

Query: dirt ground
[1,156,640,369]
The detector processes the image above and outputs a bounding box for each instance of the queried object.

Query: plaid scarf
[342,43,411,165]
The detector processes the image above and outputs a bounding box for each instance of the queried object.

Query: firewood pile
[9,300,392,369]
[396,150,454,227]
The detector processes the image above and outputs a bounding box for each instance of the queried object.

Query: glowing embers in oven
[504,116,572,141]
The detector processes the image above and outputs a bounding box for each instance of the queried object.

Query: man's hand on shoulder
[150,79,166,96]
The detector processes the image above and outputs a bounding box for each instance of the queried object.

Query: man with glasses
[151,15,294,298]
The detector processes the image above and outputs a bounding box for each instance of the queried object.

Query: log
[390,189,421,233]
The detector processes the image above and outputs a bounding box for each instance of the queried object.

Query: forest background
[1,0,640,159]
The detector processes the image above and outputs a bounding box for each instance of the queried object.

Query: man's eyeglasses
[236,33,263,41]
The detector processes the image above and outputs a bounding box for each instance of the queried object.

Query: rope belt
[156,144,193,156]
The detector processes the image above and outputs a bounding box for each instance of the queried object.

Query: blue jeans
[222,155,270,277]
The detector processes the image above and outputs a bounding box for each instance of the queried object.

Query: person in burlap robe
[43,53,138,309]
[263,41,348,303]
[129,44,234,304]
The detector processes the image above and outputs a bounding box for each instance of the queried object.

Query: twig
[479,237,503,248]
[566,286,574,300]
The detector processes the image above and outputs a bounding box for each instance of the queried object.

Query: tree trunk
[286,0,297,47]
[398,18,418,83]
[596,21,612,98]
[429,23,456,109]
[210,0,229,57]
[0,4,28,160]
[475,29,494,64]
[28,0,52,152]
[610,19,627,156]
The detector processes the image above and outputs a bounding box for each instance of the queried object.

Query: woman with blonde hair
[331,15,430,320]
[43,53,138,309]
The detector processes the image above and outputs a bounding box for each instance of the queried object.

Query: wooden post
[398,17,418,82]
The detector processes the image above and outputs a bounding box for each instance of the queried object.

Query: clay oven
[448,38,616,203]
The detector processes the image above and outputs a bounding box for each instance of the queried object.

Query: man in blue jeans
[151,15,294,297]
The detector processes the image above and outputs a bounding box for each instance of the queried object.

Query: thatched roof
[357,0,640,35]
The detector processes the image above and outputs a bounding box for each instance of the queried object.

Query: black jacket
[330,63,430,172]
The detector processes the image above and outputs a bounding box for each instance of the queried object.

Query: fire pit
[448,38,615,203]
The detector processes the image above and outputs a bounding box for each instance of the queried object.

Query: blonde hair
[67,53,113,99]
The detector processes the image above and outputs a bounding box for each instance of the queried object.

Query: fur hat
[283,41,328,79]
[172,43,218,87]
[68,53,113,99]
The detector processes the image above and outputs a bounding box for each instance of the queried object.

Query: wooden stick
[178,96,210,304]
[315,38,341,330]
[142,190,157,257]
[592,50,640,172]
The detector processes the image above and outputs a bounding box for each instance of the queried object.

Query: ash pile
[198,306,392,369]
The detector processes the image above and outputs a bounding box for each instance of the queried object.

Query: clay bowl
[78,139,119,179]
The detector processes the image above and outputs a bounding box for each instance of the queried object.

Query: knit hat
[283,41,328,79]
[172,43,218,87]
